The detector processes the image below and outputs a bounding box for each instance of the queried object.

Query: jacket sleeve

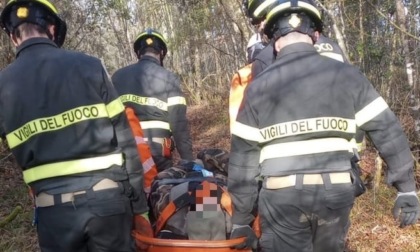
[353,69,415,192]
[228,89,260,226]
[167,73,193,161]
[100,63,148,214]
[251,59,265,80]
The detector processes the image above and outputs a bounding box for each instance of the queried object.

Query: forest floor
[1,103,420,251]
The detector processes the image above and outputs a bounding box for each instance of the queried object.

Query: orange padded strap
[154,192,191,235]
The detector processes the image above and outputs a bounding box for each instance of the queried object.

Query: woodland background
[1,0,420,251]
[0,0,419,114]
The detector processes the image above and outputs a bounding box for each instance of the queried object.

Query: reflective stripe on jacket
[0,38,148,213]
[112,55,193,161]
[229,43,415,225]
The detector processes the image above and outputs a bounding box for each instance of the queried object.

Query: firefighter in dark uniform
[243,0,268,64]
[112,28,193,172]
[228,1,420,251]
[0,1,150,251]
[250,1,350,79]
[248,0,367,189]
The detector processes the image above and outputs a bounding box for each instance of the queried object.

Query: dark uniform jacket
[315,34,348,63]
[251,34,348,79]
[251,35,365,151]
[251,41,275,80]
[0,38,147,213]
[229,42,415,225]
[112,55,193,162]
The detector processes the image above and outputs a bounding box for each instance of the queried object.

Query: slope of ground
[1,103,419,251]
[0,145,39,252]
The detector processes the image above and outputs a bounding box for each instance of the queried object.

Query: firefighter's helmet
[264,0,323,39]
[133,28,168,60]
[0,0,67,47]
[242,0,270,25]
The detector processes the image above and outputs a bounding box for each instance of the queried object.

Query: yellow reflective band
[6,104,109,149]
[260,117,356,142]
[168,96,186,106]
[106,98,125,118]
[135,32,167,45]
[266,2,291,21]
[267,1,321,22]
[120,94,168,111]
[36,0,58,14]
[357,142,363,152]
[260,138,351,163]
[23,153,123,184]
[140,121,170,130]
[231,122,262,142]
[319,52,344,62]
[355,97,389,126]
[7,0,59,14]
[254,0,277,17]
[232,117,356,143]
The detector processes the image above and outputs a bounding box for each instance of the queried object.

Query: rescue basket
[136,149,259,252]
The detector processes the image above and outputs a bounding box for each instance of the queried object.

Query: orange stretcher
[133,231,252,252]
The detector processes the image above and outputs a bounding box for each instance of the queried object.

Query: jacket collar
[139,55,161,65]
[276,42,317,59]
[16,37,58,58]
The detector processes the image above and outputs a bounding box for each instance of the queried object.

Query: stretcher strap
[154,192,191,235]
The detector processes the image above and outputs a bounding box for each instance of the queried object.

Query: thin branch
[0,153,12,163]
[204,42,236,58]
[366,0,420,41]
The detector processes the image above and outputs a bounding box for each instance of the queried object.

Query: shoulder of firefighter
[112,56,193,162]
[0,39,148,213]
[315,35,348,63]
[228,44,416,224]
[251,42,276,79]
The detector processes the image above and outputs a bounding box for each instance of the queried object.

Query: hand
[133,212,153,252]
[230,224,258,250]
[392,191,420,227]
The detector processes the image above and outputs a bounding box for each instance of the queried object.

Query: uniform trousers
[258,180,355,252]
[36,186,135,252]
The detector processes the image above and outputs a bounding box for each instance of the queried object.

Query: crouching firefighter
[113,28,193,172]
[0,1,151,251]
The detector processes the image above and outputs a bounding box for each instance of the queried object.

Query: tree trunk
[395,0,420,141]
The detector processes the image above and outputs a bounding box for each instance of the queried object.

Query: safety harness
[152,176,232,236]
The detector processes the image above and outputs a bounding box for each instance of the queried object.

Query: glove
[230,224,258,250]
[392,191,420,228]
[133,212,153,252]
